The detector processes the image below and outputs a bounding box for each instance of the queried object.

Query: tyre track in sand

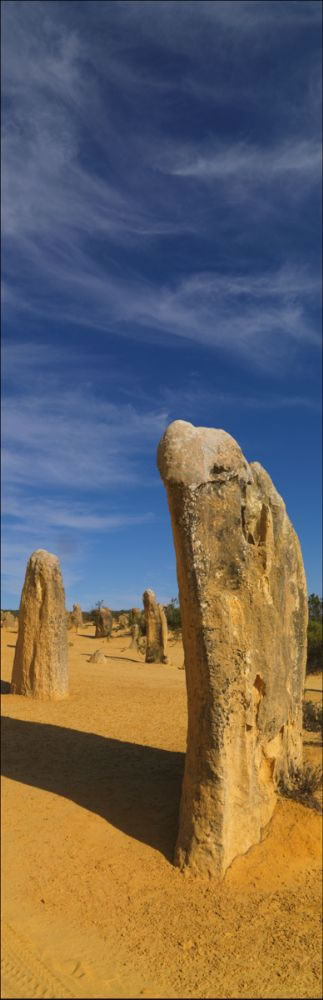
[1,923,76,999]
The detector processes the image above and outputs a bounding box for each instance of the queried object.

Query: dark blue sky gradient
[2,0,322,608]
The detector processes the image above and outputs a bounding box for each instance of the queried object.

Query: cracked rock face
[11,549,68,700]
[157,421,307,877]
[143,589,168,663]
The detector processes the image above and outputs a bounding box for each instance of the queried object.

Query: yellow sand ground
[1,624,322,999]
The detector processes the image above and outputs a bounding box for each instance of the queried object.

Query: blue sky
[2,0,322,610]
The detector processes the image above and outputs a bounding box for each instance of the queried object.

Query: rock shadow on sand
[1,680,11,694]
[1,717,184,861]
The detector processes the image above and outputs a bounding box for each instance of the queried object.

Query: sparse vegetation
[165,597,181,634]
[308,594,323,621]
[307,618,323,674]
[278,762,322,812]
[303,700,323,733]
[146,641,162,663]
[306,594,323,675]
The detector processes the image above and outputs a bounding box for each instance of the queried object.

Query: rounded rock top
[30,549,60,563]
[157,420,251,488]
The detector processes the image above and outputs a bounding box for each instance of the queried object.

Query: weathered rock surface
[95,607,112,638]
[87,649,107,663]
[157,420,307,877]
[11,549,68,700]
[143,590,169,663]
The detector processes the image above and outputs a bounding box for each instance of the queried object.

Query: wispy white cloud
[1,374,167,602]
[163,138,321,183]
[2,2,190,250]
[4,497,154,533]
[105,1,322,44]
[2,388,168,491]
[2,2,321,373]
[3,258,320,368]
[161,384,322,415]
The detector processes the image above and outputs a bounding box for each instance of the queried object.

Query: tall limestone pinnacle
[143,589,168,663]
[11,549,69,700]
[157,420,308,877]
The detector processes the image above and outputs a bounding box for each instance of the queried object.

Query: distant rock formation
[1,611,15,628]
[72,603,83,633]
[142,589,168,663]
[118,613,129,629]
[130,608,141,624]
[94,607,113,638]
[87,649,107,663]
[158,420,307,877]
[129,623,140,649]
[158,603,169,665]
[11,549,68,700]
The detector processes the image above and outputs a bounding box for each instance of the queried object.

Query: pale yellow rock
[129,623,140,649]
[158,604,169,664]
[130,607,141,622]
[2,611,15,628]
[87,648,107,664]
[11,549,68,700]
[71,603,83,633]
[118,613,129,630]
[143,590,169,663]
[157,420,308,877]
[94,607,112,638]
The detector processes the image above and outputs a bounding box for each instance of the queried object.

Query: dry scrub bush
[303,700,323,733]
[278,762,322,812]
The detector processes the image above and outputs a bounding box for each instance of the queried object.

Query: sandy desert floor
[1,624,322,999]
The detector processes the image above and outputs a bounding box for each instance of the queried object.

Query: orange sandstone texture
[143,589,168,663]
[11,549,68,700]
[157,420,308,877]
